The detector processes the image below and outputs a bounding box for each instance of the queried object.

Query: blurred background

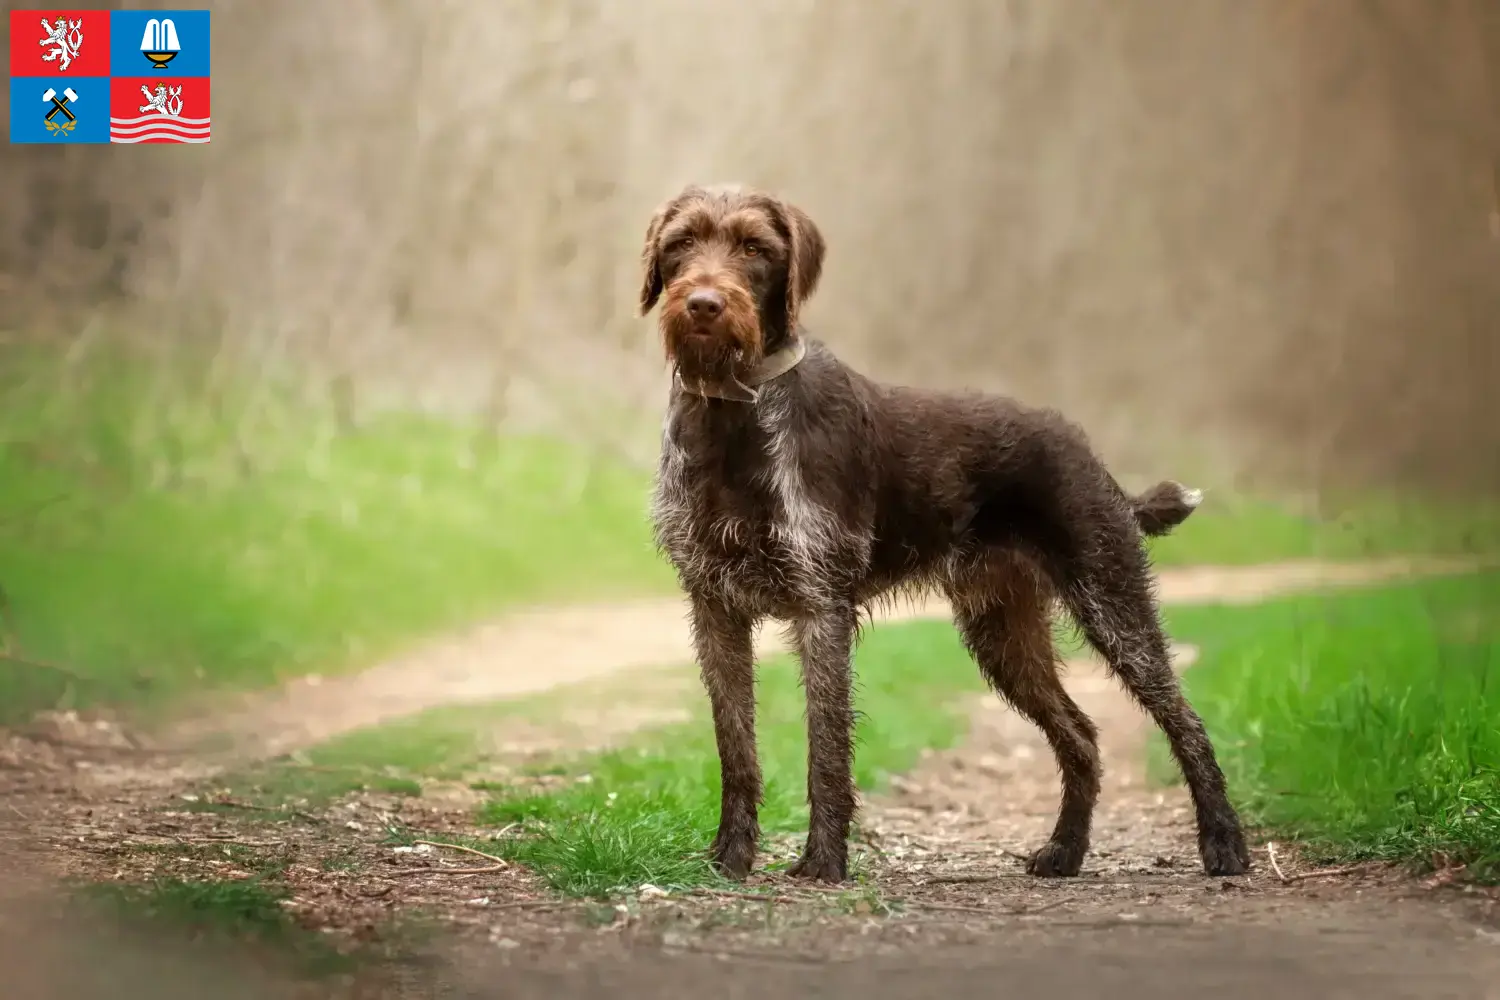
[1,0,1498,711]
[2,4,1500,995]
[6,0,1498,480]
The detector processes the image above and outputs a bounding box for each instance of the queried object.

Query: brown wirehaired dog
[640,184,1250,883]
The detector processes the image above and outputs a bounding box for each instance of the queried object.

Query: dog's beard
[661,286,764,386]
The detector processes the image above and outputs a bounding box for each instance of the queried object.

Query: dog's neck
[675,335,807,404]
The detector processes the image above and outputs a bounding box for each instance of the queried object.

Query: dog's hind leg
[1052,526,1250,876]
[950,568,1101,876]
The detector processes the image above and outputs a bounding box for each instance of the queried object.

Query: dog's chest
[651,399,831,609]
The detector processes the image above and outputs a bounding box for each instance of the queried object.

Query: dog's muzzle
[676,337,807,403]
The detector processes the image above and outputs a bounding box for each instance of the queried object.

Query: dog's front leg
[788,604,858,883]
[689,594,761,879]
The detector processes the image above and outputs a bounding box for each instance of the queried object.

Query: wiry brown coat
[640,184,1250,883]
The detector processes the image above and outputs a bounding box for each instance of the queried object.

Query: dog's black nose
[687,289,725,321]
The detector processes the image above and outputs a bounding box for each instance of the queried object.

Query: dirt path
[164,555,1476,760]
[19,631,1494,998]
[422,652,1499,999]
[3,554,1497,998]
[422,638,1498,997]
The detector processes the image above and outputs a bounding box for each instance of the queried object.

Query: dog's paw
[1200,827,1251,877]
[787,850,847,884]
[1025,839,1087,878]
[710,831,758,881]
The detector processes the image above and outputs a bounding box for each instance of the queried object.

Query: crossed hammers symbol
[43,87,78,122]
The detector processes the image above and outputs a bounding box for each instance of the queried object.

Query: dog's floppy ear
[637,190,699,317]
[637,201,671,317]
[775,199,826,333]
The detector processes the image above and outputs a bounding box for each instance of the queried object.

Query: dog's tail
[1132,480,1204,538]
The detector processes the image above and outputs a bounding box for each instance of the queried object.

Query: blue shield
[109,9,212,77]
[10,76,112,144]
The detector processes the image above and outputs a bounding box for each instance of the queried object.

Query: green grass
[1158,570,1500,880]
[473,619,985,896]
[3,339,1496,732]
[0,344,673,722]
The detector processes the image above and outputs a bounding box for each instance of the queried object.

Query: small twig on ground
[1263,843,1368,883]
[182,837,285,849]
[412,840,509,869]
[209,799,277,814]
[1268,842,1290,884]
[212,798,323,825]
[7,804,29,821]
[1279,864,1367,883]
[920,874,1003,885]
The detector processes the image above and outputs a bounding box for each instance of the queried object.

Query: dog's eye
[743,243,761,257]
[669,237,694,253]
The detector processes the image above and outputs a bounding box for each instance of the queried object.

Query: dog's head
[637,184,825,385]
